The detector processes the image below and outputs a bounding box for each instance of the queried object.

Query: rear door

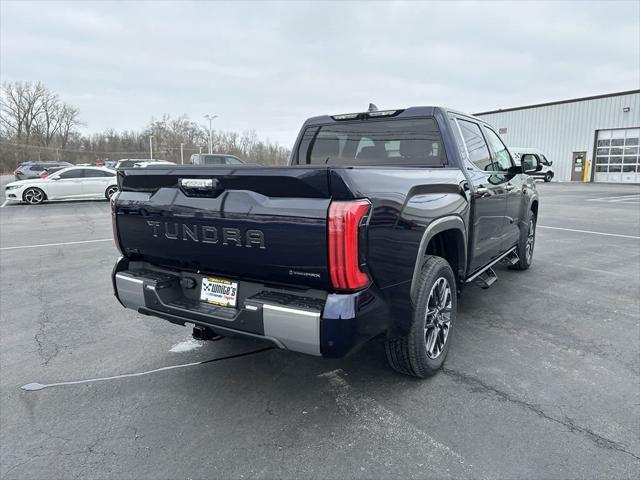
[455,118,508,272]
[82,168,115,197]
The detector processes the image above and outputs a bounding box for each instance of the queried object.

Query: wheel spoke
[424,275,454,360]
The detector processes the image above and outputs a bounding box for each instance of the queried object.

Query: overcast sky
[2,0,638,146]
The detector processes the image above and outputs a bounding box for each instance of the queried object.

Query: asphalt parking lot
[1,178,639,479]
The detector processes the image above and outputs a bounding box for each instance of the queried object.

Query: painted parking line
[0,200,8,208]
[586,194,640,203]
[0,238,112,251]
[538,225,640,240]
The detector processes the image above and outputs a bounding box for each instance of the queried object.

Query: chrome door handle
[475,186,489,197]
[505,184,515,191]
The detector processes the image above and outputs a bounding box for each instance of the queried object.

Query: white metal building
[475,90,640,183]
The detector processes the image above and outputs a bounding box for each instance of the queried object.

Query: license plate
[200,277,238,308]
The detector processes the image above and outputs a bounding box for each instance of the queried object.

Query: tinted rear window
[298,118,446,166]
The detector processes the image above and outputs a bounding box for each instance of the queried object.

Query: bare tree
[58,104,81,149]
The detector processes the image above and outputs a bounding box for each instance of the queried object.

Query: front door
[571,151,586,181]
[47,168,85,199]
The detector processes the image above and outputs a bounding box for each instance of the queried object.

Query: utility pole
[204,114,218,154]
[180,143,184,165]
[199,146,202,154]
[149,135,154,159]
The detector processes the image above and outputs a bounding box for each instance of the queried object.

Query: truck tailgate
[115,167,332,290]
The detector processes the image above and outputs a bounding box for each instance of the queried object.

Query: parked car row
[5,155,247,206]
[5,166,118,205]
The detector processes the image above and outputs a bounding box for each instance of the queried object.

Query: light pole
[204,114,218,154]
[180,143,184,165]
[149,135,154,160]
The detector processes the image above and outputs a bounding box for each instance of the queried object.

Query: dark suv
[14,162,73,180]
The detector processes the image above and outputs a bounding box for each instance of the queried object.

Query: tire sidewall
[409,258,457,375]
[515,210,536,269]
[106,185,118,199]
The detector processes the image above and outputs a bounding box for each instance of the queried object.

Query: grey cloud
[2,0,638,146]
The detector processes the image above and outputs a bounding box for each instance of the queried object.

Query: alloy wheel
[107,186,118,198]
[526,218,536,262]
[424,277,452,359]
[24,188,43,205]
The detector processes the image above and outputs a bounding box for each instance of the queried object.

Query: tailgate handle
[180,178,216,190]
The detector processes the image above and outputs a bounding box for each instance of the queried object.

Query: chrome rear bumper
[114,270,322,356]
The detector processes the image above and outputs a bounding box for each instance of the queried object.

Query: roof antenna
[368,103,379,112]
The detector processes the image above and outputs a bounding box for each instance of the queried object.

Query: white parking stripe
[538,225,640,240]
[586,194,640,203]
[0,200,8,208]
[0,238,112,251]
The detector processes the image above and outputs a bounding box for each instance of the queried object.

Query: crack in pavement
[442,367,640,461]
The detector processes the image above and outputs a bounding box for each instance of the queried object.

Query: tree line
[0,81,290,172]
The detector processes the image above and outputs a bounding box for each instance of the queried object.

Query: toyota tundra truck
[111,106,540,377]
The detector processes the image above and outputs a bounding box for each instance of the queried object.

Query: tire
[510,210,536,271]
[105,185,118,199]
[385,256,457,378]
[23,187,45,205]
[544,173,552,182]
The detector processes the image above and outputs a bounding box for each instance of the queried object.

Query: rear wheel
[23,187,45,205]
[544,173,552,182]
[105,185,118,199]
[385,256,457,378]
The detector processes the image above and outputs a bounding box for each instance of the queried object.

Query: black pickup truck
[111,106,540,377]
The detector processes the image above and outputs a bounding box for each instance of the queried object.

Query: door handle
[505,184,515,191]
[475,186,489,197]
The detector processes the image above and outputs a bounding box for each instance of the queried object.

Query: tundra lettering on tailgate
[146,221,266,248]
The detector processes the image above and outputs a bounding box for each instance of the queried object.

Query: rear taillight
[328,199,371,291]
[39,172,49,179]
[111,194,123,255]
[14,169,22,176]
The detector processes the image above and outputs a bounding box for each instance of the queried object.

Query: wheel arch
[410,216,467,302]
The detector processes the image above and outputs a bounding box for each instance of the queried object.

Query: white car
[132,160,176,168]
[4,166,118,205]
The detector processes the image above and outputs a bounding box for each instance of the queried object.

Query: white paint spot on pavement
[170,338,205,353]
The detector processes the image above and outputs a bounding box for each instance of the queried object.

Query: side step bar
[465,247,518,288]
[474,268,497,289]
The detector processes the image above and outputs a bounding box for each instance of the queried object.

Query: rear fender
[410,216,466,302]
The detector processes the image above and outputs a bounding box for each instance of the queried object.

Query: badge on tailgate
[200,277,238,307]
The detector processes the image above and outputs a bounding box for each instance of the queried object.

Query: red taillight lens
[39,172,49,178]
[14,169,22,176]
[328,199,371,291]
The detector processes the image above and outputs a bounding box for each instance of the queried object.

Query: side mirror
[521,155,540,174]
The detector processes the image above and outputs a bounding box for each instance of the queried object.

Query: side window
[94,169,115,177]
[457,119,492,170]
[538,154,550,166]
[482,126,513,171]
[58,169,84,179]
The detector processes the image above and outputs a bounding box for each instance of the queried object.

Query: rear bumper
[112,258,390,358]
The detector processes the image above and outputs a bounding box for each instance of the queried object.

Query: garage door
[594,128,640,183]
